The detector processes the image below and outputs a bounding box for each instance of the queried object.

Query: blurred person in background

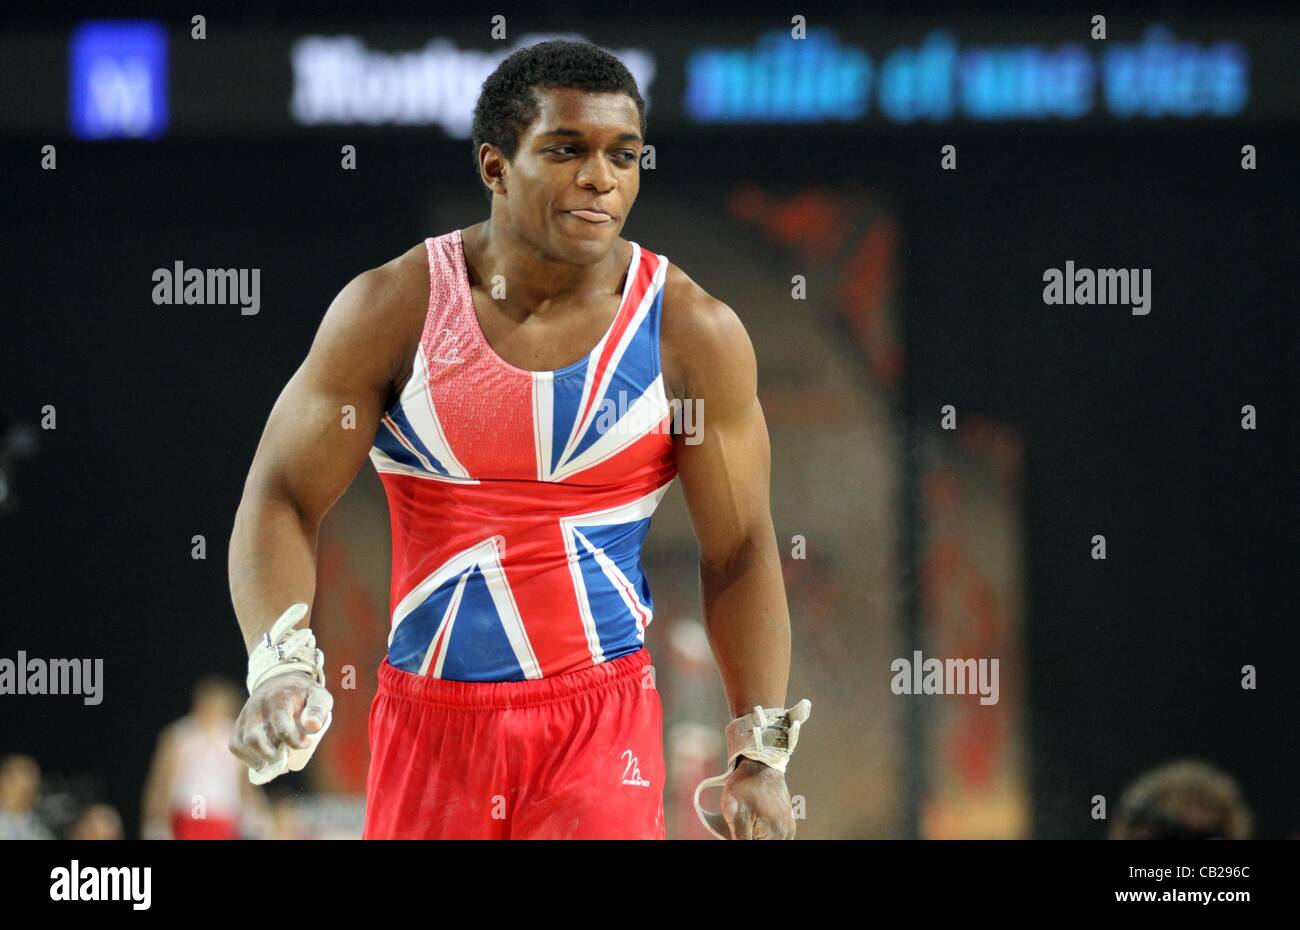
[1109,758,1253,840]
[0,754,54,840]
[67,803,124,840]
[141,676,270,839]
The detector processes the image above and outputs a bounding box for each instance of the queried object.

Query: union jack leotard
[368,229,677,682]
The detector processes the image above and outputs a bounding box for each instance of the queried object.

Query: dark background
[1,2,1297,838]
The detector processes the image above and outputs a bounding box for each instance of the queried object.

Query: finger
[228,731,258,769]
[766,806,794,840]
[301,687,333,732]
[270,706,308,749]
[245,720,281,766]
[726,799,755,840]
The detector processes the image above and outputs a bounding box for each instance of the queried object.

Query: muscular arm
[666,271,799,839]
[228,252,425,652]
[666,274,790,718]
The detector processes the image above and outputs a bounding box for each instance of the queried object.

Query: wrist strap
[693,699,811,839]
[246,603,325,694]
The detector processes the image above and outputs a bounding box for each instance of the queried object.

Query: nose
[576,153,616,194]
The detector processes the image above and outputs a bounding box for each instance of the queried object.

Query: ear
[479,143,508,197]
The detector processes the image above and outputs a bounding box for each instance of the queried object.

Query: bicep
[673,306,774,567]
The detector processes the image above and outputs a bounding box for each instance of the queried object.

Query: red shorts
[363,647,666,840]
[170,812,239,840]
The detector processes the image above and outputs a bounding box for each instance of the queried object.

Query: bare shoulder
[156,719,184,751]
[660,260,756,402]
[335,241,430,327]
[311,241,431,392]
[382,240,432,295]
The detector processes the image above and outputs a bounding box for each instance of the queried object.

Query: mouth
[564,209,614,224]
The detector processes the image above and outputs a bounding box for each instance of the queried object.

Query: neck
[467,219,623,319]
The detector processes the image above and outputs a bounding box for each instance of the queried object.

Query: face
[0,757,40,810]
[194,684,239,721]
[485,87,642,263]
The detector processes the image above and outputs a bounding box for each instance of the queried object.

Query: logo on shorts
[620,749,651,787]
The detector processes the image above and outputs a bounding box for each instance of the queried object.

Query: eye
[616,150,639,162]
[549,145,578,156]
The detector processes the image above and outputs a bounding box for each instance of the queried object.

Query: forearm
[140,779,169,827]
[229,491,320,654]
[140,742,175,835]
[698,525,791,718]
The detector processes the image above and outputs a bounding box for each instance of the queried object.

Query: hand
[228,671,333,775]
[720,757,797,839]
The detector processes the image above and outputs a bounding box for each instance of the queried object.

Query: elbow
[234,473,317,536]
[698,521,777,582]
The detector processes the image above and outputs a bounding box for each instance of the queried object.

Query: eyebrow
[538,128,643,143]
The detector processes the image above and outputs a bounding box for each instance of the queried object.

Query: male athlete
[228,39,809,839]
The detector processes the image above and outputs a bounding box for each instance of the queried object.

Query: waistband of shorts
[376,648,653,710]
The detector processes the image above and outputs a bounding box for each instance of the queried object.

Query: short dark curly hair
[471,39,646,198]
[1110,759,1253,840]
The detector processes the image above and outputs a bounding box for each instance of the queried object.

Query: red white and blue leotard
[368,229,677,682]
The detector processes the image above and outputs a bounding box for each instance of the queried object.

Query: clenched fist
[229,670,333,783]
[719,757,798,840]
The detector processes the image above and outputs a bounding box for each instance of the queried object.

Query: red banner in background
[917,418,1029,838]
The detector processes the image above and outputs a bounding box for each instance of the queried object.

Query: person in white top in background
[142,676,270,839]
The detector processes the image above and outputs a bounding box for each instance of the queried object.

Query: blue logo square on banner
[70,21,168,139]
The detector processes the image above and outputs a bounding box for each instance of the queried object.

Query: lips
[566,209,613,223]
